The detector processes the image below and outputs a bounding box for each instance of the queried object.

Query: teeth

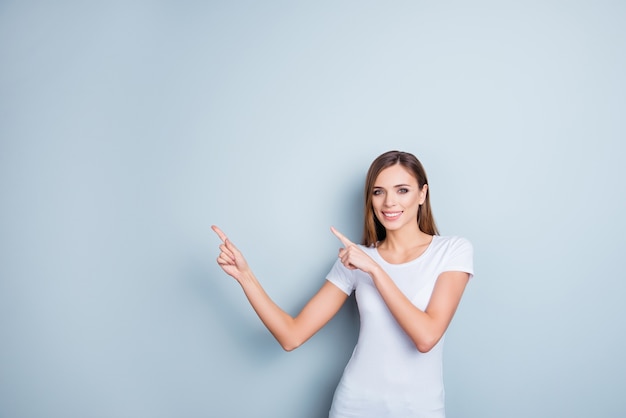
[384,212,401,217]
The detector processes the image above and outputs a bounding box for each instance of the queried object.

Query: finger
[224,238,240,255]
[218,252,234,265]
[340,255,356,270]
[217,255,231,266]
[220,249,235,262]
[219,244,235,261]
[211,225,228,242]
[330,226,353,247]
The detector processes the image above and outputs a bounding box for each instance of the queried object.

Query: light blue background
[1,2,625,417]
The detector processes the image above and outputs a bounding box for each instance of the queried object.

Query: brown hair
[361,150,439,246]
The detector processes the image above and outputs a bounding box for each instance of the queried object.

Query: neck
[382,224,432,251]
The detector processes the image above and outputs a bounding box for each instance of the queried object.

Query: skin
[212,164,470,353]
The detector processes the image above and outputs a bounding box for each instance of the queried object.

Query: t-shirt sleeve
[443,237,474,279]
[325,258,356,295]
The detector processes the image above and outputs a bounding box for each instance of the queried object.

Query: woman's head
[361,150,439,246]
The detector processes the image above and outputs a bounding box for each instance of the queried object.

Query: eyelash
[372,188,409,196]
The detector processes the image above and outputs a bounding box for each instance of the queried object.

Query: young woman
[212,150,474,418]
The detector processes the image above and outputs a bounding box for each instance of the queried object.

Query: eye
[372,189,384,196]
[398,188,409,194]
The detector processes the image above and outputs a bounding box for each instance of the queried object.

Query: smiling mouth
[382,211,402,220]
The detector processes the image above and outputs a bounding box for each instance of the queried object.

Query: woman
[212,150,473,417]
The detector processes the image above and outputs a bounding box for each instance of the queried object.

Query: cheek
[405,194,421,208]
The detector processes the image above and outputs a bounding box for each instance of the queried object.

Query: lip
[382,211,403,220]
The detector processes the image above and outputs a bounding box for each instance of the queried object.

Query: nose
[384,193,396,207]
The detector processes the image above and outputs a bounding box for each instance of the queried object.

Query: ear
[419,184,428,205]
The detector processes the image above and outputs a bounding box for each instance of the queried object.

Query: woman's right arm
[212,225,349,351]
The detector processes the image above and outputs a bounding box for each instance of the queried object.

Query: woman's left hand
[331,227,380,275]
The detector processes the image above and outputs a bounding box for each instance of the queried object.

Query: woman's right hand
[211,225,349,352]
[211,225,251,283]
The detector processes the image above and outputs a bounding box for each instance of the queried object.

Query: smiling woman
[372,165,425,226]
[212,150,474,418]
[363,150,439,247]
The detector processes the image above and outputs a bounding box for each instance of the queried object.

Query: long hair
[361,150,439,246]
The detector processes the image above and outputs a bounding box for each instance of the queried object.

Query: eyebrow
[373,184,412,189]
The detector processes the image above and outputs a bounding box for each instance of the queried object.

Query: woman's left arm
[331,227,470,353]
[371,268,469,353]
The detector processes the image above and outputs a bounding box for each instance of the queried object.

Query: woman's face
[371,163,427,233]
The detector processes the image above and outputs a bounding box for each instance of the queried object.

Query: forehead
[374,164,417,185]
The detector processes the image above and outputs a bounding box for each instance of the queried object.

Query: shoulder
[433,235,472,251]
[430,235,474,263]
[431,235,474,276]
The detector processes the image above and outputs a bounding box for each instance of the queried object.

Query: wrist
[367,263,385,279]
[237,270,256,287]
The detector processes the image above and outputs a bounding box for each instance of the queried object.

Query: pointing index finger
[211,225,228,242]
[330,226,353,247]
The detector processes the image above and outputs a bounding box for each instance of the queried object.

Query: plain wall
[1,1,625,417]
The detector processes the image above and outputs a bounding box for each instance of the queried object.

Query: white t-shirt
[326,235,474,418]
